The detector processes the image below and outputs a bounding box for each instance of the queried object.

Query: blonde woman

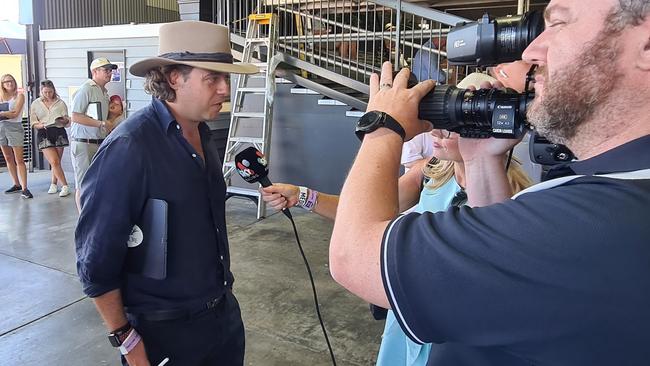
[30,80,71,197]
[0,74,31,198]
[261,130,531,365]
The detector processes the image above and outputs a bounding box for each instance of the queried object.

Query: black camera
[446,11,544,67]
[419,85,533,139]
[418,11,542,139]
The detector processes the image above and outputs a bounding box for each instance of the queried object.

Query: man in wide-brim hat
[76,20,258,366]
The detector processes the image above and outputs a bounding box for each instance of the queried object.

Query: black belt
[129,295,225,322]
[73,138,104,144]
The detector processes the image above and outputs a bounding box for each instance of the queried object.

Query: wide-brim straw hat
[130,20,259,77]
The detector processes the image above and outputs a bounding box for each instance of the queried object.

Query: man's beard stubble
[526,29,623,146]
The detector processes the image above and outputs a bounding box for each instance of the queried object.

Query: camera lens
[492,10,544,64]
[418,85,532,138]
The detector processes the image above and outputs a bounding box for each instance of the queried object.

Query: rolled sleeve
[75,135,147,297]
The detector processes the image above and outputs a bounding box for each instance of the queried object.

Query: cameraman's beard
[527,31,621,146]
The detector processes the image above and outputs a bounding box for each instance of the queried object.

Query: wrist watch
[108,323,132,347]
[355,111,406,141]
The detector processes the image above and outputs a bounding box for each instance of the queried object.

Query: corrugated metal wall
[44,0,103,29]
[42,0,179,29]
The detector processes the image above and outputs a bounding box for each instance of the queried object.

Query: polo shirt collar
[548,134,650,178]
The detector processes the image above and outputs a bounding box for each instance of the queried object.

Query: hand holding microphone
[261,183,300,211]
[234,147,292,219]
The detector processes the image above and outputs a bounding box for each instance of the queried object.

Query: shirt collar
[151,97,210,135]
[87,79,106,92]
[152,98,178,133]
[547,134,650,178]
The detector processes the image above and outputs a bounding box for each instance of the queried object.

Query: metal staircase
[223,13,279,219]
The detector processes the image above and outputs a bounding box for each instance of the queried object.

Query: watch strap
[381,112,406,141]
[108,323,133,347]
[355,111,406,141]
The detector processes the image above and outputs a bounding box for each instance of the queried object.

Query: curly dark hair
[143,64,193,102]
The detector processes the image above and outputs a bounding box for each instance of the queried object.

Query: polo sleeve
[75,135,147,297]
[71,87,89,114]
[380,183,635,347]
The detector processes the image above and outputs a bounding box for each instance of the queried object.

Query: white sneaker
[59,185,70,197]
[48,184,58,194]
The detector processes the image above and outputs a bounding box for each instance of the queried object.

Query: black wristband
[108,323,133,347]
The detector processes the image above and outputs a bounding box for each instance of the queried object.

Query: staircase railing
[217,0,476,103]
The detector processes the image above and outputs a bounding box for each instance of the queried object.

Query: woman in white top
[0,74,31,198]
[30,80,71,197]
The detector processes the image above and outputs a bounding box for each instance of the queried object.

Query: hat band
[159,51,234,64]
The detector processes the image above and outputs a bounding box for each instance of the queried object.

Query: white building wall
[39,23,162,116]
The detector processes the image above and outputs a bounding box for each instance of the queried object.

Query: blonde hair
[0,74,18,101]
[423,155,533,194]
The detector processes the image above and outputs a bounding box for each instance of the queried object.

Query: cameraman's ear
[636,19,650,71]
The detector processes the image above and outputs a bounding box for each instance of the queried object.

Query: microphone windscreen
[234,147,269,184]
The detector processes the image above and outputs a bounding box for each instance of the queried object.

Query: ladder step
[251,62,269,68]
[229,137,265,144]
[246,38,271,44]
[232,112,265,118]
[227,186,262,197]
[237,87,267,93]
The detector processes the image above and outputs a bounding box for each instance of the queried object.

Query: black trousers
[123,291,245,366]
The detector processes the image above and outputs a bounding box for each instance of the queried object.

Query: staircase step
[318,98,347,106]
[290,87,319,95]
[346,110,365,118]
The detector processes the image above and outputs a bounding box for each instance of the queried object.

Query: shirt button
[220,255,224,260]
[191,153,197,158]
[223,281,228,286]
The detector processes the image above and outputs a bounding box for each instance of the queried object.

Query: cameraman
[329,0,650,364]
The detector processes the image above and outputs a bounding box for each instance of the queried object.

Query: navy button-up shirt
[76,98,233,313]
[382,135,650,365]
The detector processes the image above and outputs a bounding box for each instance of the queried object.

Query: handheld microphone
[234,147,292,219]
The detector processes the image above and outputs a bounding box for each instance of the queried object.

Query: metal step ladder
[223,13,278,219]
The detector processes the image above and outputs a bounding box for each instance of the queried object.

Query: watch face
[357,111,382,130]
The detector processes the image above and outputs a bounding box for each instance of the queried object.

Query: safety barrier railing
[216,0,478,95]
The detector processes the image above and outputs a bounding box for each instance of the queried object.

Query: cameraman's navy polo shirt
[76,98,233,313]
[381,135,650,365]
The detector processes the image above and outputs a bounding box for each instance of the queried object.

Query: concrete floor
[0,169,383,365]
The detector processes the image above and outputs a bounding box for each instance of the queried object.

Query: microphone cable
[282,209,337,366]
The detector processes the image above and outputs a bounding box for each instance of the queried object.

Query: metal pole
[395,0,401,71]
[517,0,531,14]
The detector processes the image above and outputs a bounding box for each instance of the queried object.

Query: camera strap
[512,168,650,200]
